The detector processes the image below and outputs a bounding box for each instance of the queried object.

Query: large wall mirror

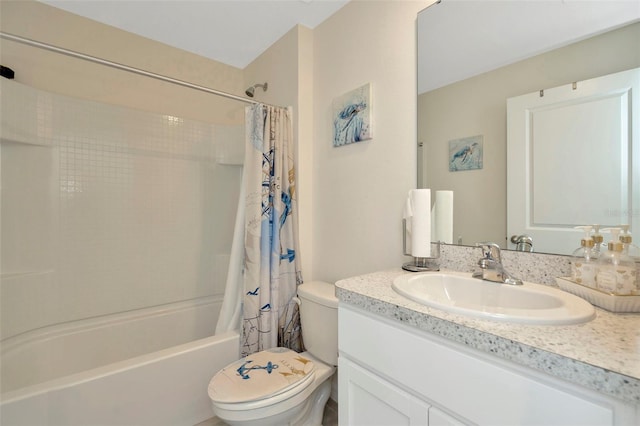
[417,0,640,255]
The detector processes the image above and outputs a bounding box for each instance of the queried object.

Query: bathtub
[1,332,239,425]
[0,298,240,426]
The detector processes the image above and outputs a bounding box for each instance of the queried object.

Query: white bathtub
[1,296,227,392]
[0,297,240,426]
[1,331,239,426]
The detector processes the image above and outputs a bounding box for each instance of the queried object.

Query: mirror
[417,0,640,254]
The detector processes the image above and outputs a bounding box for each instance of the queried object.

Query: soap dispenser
[619,225,640,261]
[596,227,637,295]
[619,225,640,294]
[591,225,607,256]
[571,225,598,288]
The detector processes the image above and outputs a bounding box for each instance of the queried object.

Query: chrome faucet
[472,242,523,285]
[510,234,534,252]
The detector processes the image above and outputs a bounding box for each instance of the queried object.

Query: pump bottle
[591,225,607,257]
[571,225,598,288]
[596,228,637,295]
[619,225,640,294]
[619,225,640,260]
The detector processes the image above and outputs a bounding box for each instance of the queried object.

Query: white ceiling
[418,0,640,93]
[36,0,640,94]
[38,0,350,69]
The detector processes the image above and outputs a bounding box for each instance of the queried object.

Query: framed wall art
[332,83,372,147]
[449,135,483,171]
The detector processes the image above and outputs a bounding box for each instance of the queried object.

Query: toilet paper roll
[432,191,453,244]
[410,189,431,257]
[403,192,413,252]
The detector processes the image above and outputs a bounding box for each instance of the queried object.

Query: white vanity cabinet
[339,356,465,425]
[338,305,638,426]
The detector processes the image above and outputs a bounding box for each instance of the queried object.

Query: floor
[196,398,338,426]
[323,398,339,425]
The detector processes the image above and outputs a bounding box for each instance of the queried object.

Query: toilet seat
[208,347,316,409]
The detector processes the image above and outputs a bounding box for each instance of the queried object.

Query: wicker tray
[555,277,640,313]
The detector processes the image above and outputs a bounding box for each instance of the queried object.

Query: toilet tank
[297,281,338,366]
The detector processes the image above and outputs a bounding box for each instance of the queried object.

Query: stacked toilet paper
[432,190,454,244]
[410,189,431,257]
[404,189,453,257]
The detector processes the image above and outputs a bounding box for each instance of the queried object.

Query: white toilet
[208,281,338,426]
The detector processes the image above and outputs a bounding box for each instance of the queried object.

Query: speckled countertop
[335,267,640,405]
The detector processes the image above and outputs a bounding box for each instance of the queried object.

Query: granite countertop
[335,268,640,404]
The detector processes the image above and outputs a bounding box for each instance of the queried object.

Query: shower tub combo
[1,73,245,425]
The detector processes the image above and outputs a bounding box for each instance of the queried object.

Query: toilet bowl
[208,281,338,426]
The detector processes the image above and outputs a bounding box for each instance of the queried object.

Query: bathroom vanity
[336,269,640,425]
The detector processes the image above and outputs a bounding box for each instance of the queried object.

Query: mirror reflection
[417,0,640,255]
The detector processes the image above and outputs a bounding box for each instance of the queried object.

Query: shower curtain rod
[0,32,282,109]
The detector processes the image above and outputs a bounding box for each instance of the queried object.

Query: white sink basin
[392,271,595,325]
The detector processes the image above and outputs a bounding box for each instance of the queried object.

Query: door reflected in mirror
[507,68,639,255]
[417,0,640,254]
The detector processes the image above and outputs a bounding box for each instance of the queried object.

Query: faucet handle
[475,242,502,262]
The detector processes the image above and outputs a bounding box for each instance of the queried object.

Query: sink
[392,271,595,325]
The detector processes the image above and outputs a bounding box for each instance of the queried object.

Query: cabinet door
[429,407,467,426]
[339,357,429,426]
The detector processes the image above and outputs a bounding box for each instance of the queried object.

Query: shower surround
[1,79,243,423]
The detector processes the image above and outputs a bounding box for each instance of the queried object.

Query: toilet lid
[208,347,315,404]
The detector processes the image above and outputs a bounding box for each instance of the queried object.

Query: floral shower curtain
[241,103,303,357]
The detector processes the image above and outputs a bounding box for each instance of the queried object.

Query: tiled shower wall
[0,79,243,342]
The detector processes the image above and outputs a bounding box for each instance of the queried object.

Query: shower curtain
[239,104,303,357]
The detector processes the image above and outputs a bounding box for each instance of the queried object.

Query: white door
[507,68,639,254]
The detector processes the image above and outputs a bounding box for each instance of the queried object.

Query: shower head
[245,82,268,97]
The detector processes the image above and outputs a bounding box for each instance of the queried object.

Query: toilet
[208,281,338,426]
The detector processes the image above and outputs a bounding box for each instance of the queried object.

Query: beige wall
[1,0,431,286]
[418,22,640,248]
[243,0,430,283]
[0,0,246,124]
[297,27,315,282]
[311,0,430,282]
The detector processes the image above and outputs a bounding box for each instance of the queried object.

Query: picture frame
[332,83,372,147]
[449,135,483,171]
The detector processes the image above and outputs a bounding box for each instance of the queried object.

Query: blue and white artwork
[449,135,483,172]
[332,83,372,147]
